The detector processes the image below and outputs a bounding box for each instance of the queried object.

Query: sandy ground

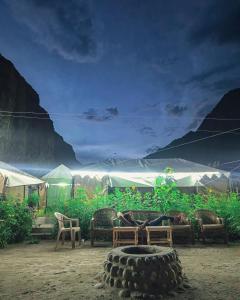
[0,241,240,300]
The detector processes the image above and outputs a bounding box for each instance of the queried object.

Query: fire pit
[101,245,188,299]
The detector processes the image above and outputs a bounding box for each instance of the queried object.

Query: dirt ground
[0,241,240,300]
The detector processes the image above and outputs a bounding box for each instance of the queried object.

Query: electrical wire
[1,109,240,121]
[154,126,240,153]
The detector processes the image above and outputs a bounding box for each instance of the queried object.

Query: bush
[44,180,240,240]
[0,200,32,248]
[26,192,40,208]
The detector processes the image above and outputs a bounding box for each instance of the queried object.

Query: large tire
[102,245,185,298]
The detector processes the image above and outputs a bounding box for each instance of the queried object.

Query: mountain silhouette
[0,54,79,171]
[146,89,240,171]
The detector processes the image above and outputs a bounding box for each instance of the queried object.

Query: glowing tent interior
[0,161,44,201]
[72,159,230,193]
[42,159,230,206]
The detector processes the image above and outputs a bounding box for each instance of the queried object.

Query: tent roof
[0,161,44,187]
[73,158,230,176]
[42,164,72,180]
[71,159,229,189]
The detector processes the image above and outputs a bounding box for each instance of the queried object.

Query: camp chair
[167,210,195,244]
[54,212,81,250]
[90,208,117,246]
[195,209,228,244]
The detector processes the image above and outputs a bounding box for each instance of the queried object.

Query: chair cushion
[202,224,224,230]
[171,225,191,230]
[94,227,113,231]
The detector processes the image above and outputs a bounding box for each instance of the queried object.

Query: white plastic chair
[54,212,81,250]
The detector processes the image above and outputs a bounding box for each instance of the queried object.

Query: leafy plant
[43,183,238,239]
[0,199,32,247]
[25,192,40,208]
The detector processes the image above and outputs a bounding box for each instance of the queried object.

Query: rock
[148,295,156,299]
[119,289,131,298]
[167,291,177,297]
[94,272,104,281]
[130,291,143,299]
[94,283,104,289]
[183,283,191,289]
[114,278,122,288]
[110,265,119,277]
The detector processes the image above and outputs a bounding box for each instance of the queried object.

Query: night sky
[0,0,239,163]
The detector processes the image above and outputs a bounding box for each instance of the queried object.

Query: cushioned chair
[90,208,117,246]
[167,210,195,244]
[195,209,228,244]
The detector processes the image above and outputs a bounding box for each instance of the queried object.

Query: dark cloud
[83,107,119,122]
[4,0,98,62]
[210,78,240,92]
[184,63,237,85]
[106,107,119,116]
[139,126,156,137]
[166,104,187,116]
[148,56,179,73]
[190,0,240,46]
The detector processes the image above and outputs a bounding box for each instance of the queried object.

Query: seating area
[64,208,228,249]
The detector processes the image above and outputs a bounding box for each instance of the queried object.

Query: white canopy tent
[42,164,73,206]
[0,161,44,201]
[0,161,44,187]
[72,159,230,193]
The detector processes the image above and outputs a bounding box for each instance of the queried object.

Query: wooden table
[113,227,139,247]
[145,226,173,247]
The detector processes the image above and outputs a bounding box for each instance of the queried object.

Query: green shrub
[0,200,32,248]
[44,181,240,240]
[25,192,40,208]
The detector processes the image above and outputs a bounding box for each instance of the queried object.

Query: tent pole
[23,185,26,200]
[45,187,48,213]
[71,177,75,199]
[196,180,199,194]
[37,185,40,209]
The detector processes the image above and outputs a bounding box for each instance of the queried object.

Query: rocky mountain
[146,89,240,171]
[0,54,79,171]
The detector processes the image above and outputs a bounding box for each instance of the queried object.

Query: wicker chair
[90,208,117,246]
[167,210,195,244]
[195,209,228,244]
[54,212,81,250]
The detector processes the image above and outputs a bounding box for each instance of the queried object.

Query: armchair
[167,210,195,244]
[195,209,228,244]
[90,208,117,246]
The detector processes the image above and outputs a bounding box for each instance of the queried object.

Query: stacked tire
[102,245,185,299]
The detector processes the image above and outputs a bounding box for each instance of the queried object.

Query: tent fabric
[42,164,73,206]
[72,159,230,192]
[42,164,72,180]
[0,161,44,187]
[0,174,7,193]
[74,158,229,175]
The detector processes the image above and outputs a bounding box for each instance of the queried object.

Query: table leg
[147,230,150,245]
[135,230,138,245]
[169,228,173,247]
